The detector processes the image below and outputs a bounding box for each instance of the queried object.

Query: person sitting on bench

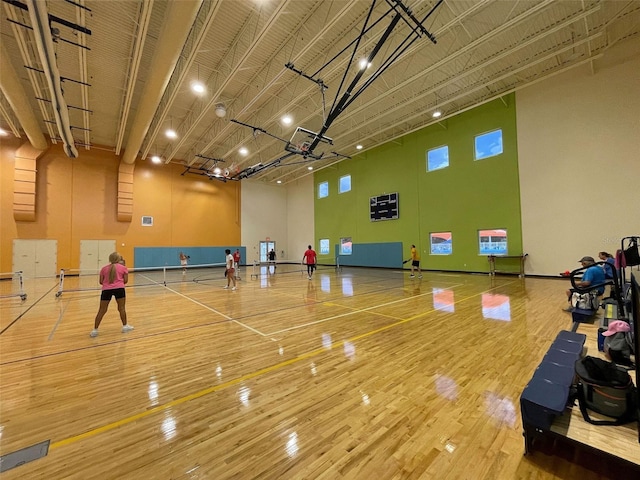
[564,256,605,311]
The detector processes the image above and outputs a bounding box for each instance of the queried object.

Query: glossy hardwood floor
[0,266,636,479]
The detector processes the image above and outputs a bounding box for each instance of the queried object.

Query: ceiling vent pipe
[26,0,78,158]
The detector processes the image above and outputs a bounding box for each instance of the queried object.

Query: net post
[163,266,167,286]
[56,269,65,297]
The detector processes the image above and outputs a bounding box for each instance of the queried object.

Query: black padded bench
[520,330,586,454]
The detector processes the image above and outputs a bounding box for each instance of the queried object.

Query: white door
[80,240,116,274]
[12,239,58,278]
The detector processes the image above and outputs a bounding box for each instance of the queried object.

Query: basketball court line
[265,283,463,336]
[45,280,517,452]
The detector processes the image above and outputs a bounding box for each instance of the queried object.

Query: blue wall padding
[134,247,246,268]
[334,242,403,268]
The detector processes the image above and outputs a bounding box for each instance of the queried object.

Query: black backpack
[574,356,637,425]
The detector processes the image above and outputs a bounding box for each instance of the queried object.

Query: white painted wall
[240,180,288,263]
[517,39,640,276]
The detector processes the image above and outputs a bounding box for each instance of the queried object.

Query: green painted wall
[314,94,522,273]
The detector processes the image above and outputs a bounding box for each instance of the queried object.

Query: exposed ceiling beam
[121,0,203,165]
[115,0,153,156]
[0,43,47,149]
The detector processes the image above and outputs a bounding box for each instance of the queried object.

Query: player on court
[90,252,134,337]
[233,249,241,280]
[224,249,237,290]
[302,245,317,280]
[410,244,422,278]
[268,248,277,273]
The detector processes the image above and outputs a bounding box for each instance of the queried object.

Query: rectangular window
[474,129,503,160]
[479,229,507,255]
[339,175,351,193]
[318,181,329,198]
[319,239,330,255]
[340,237,352,255]
[430,232,452,255]
[427,145,449,171]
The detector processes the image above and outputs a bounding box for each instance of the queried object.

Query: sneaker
[410,274,415,278]
[418,275,423,278]
[232,286,237,291]
[89,329,99,338]
[122,325,134,333]
[223,286,229,289]
[308,276,312,280]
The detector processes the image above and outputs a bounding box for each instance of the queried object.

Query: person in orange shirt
[410,244,422,278]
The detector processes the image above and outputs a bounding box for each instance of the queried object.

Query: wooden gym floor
[0,265,636,479]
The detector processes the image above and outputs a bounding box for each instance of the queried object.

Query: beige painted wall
[286,175,314,261]
[239,176,314,264]
[240,180,288,263]
[517,39,640,276]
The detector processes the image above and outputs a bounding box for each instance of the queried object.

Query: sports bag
[624,237,640,266]
[574,356,637,425]
[570,291,599,310]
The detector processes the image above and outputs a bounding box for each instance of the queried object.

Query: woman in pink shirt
[90,252,133,337]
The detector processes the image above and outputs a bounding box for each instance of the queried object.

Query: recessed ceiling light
[239,147,248,156]
[282,115,292,125]
[276,180,282,184]
[432,110,442,118]
[165,129,177,139]
[356,144,363,150]
[0,128,8,136]
[213,167,222,175]
[307,166,313,171]
[151,155,162,164]
[359,58,371,70]
[191,82,205,94]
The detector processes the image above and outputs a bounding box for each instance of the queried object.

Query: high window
[339,175,351,193]
[427,145,449,171]
[318,181,329,198]
[474,129,503,160]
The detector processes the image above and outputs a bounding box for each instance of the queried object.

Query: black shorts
[101,288,126,301]
[308,264,317,272]
[412,260,420,267]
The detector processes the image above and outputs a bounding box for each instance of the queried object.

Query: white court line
[162,285,269,338]
[47,299,70,341]
[267,283,463,335]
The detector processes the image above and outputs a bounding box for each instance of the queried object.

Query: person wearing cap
[564,255,606,311]
[602,320,633,366]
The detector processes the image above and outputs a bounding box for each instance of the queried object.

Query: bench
[520,329,586,454]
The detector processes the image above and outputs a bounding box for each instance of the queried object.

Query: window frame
[430,232,452,255]
[478,229,508,255]
[474,129,503,161]
[426,145,449,172]
[339,174,351,194]
[318,181,329,199]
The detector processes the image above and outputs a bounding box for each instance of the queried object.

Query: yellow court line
[49,280,516,450]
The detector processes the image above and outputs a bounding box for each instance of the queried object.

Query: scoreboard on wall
[370,192,399,221]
